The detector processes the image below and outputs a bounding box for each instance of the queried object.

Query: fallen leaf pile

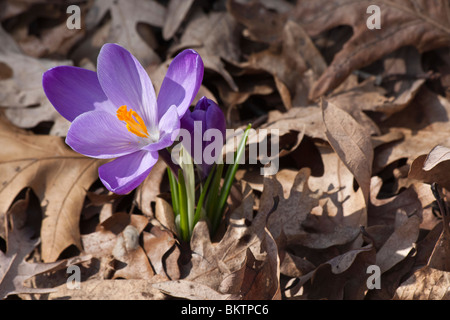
[1,0,450,300]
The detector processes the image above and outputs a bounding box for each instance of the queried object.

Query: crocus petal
[205,100,226,141]
[97,43,158,129]
[66,111,140,159]
[179,97,226,178]
[43,66,115,122]
[143,105,180,152]
[157,49,204,119]
[99,150,158,194]
[180,110,195,136]
[191,109,206,124]
[194,96,209,112]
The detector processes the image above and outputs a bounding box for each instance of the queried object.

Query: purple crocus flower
[43,43,203,194]
[180,97,226,177]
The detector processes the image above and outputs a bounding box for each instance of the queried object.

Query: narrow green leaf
[177,170,189,242]
[167,168,179,217]
[215,124,252,229]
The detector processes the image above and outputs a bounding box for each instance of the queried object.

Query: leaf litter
[1,0,450,300]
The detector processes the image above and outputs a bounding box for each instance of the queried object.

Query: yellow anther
[116,105,149,138]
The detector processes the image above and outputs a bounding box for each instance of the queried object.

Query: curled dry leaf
[169,10,241,91]
[227,0,288,45]
[264,105,326,141]
[423,146,450,171]
[241,149,367,245]
[153,197,177,234]
[48,277,167,300]
[327,46,427,126]
[85,0,164,67]
[162,0,195,41]
[321,99,373,206]
[229,0,329,108]
[293,0,450,99]
[287,244,376,300]
[81,212,148,257]
[394,266,450,300]
[82,213,155,281]
[0,115,102,262]
[216,76,274,113]
[375,209,422,273]
[280,252,316,278]
[15,18,85,58]
[135,159,167,217]
[239,20,326,108]
[143,226,179,279]
[153,279,232,300]
[112,225,154,280]
[261,169,319,243]
[0,29,72,136]
[426,185,450,272]
[0,192,91,299]
[409,146,450,190]
[157,183,282,300]
[369,177,424,226]
[375,87,450,173]
[308,148,367,229]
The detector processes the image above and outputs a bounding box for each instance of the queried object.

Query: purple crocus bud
[43,43,204,194]
[180,97,226,177]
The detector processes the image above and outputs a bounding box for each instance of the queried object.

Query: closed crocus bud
[180,97,226,177]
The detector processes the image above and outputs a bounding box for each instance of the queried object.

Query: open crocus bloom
[43,43,204,194]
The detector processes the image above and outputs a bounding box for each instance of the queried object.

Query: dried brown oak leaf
[409,145,450,191]
[394,266,450,300]
[375,87,450,173]
[322,99,373,206]
[16,19,85,59]
[286,243,376,300]
[399,177,450,272]
[162,0,195,41]
[240,20,325,109]
[367,177,424,273]
[0,115,103,262]
[0,192,90,299]
[227,0,285,44]
[143,225,179,279]
[229,0,327,108]
[0,28,72,136]
[154,183,281,300]
[294,0,450,99]
[239,148,368,240]
[326,45,427,134]
[134,159,167,217]
[81,212,157,280]
[85,0,165,67]
[169,10,241,91]
[48,277,167,300]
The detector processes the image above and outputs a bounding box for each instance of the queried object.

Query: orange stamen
[116,105,149,138]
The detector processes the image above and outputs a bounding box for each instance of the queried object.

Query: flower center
[116,105,149,138]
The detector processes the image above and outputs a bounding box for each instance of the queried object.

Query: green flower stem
[183,157,196,234]
[167,124,252,241]
[194,165,214,225]
[206,163,224,225]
